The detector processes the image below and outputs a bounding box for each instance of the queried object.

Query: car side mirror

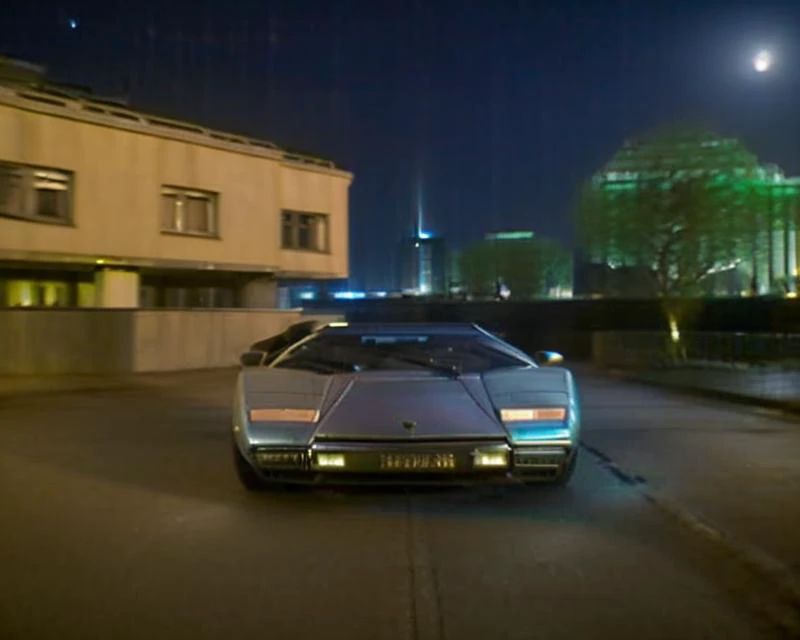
[534,350,564,367]
[239,351,267,367]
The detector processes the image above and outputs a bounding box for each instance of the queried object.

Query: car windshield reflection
[271,333,530,375]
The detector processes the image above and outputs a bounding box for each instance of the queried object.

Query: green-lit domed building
[580,128,800,297]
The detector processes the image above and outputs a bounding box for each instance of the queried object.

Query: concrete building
[0,58,352,309]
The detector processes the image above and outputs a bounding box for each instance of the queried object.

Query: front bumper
[243,439,575,485]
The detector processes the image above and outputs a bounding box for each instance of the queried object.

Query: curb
[604,369,800,418]
[582,443,800,636]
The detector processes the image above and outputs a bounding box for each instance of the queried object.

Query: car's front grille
[513,447,568,469]
[253,448,307,470]
[249,442,573,482]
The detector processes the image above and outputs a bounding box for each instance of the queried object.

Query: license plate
[379,452,457,471]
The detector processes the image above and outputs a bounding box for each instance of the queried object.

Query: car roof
[317,322,485,337]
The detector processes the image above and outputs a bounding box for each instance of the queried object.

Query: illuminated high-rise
[395,224,447,295]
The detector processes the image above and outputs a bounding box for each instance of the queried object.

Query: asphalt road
[576,366,800,576]
[0,370,792,640]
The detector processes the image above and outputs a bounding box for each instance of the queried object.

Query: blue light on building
[333,291,366,300]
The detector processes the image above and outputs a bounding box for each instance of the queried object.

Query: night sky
[2,0,800,289]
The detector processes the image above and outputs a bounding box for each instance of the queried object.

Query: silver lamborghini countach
[232,322,581,489]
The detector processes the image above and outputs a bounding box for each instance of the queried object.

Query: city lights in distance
[753,50,773,73]
[332,291,366,300]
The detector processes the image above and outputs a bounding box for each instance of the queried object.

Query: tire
[233,442,267,491]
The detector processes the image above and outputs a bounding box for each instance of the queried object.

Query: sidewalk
[0,368,239,399]
[606,365,800,415]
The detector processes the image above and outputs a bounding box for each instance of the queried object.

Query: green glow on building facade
[585,130,799,296]
[484,231,536,241]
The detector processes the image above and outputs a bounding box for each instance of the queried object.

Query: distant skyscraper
[395,226,447,295]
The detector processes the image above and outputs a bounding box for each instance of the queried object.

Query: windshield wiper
[279,346,462,378]
[279,357,354,375]
[368,346,461,378]
[398,354,460,378]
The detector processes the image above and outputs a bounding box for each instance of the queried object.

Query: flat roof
[0,82,350,176]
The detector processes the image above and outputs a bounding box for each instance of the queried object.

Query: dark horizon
[2,0,799,289]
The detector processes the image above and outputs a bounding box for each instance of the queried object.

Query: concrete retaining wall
[0,308,318,375]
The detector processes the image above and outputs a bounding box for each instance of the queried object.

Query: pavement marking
[581,443,645,486]
[405,494,445,640]
[582,443,800,638]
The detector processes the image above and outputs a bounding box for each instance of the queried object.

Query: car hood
[240,366,573,446]
[313,373,505,441]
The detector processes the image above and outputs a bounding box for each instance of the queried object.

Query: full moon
[753,50,773,73]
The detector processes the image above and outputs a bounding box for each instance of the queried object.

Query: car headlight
[248,408,320,423]
[315,453,346,468]
[500,408,567,422]
[473,449,510,468]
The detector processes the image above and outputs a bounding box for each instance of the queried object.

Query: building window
[160,186,219,237]
[281,210,329,252]
[2,279,71,307]
[0,162,73,225]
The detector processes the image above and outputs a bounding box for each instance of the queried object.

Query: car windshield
[271,332,529,375]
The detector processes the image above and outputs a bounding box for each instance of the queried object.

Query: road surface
[0,370,795,639]
[577,366,800,575]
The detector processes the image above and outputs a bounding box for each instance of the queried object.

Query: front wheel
[233,442,267,491]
